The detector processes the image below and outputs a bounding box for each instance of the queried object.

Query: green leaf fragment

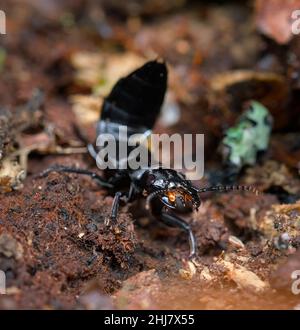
[221,101,273,168]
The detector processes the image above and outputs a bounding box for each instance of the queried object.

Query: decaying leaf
[210,70,287,93]
[15,126,87,175]
[71,51,145,94]
[0,158,25,193]
[218,259,268,293]
[0,89,87,192]
[70,95,102,125]
[210,70,289,130]
[199,267,213,282]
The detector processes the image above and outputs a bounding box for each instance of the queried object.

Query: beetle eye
[167,191,176,203]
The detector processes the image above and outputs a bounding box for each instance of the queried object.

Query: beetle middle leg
[159,211,197,259]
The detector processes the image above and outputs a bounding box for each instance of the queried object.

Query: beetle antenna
[196,185,260,196]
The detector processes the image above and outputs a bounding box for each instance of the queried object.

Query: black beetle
[41,60,258,259]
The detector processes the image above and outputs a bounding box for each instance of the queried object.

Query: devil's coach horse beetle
[41,60,258,259]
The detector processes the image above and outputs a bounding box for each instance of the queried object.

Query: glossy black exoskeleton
[41,60,257,259]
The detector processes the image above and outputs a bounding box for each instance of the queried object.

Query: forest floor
[0,0,300,309]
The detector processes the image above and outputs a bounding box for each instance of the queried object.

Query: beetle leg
[159,211,197,259]
[107,191,123,226]
[39,165,113,189]
[107,184,137,225]
[125,183,136,202]
[87,143,98,160]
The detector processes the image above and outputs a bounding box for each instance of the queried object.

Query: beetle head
[145,169,259,213]
[145,169,201,212]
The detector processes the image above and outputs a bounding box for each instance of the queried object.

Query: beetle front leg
[107,184,137,226]
[107,191,123,226]
[159,211,197,259]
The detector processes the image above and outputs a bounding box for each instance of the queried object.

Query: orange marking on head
[168,191,176,202]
